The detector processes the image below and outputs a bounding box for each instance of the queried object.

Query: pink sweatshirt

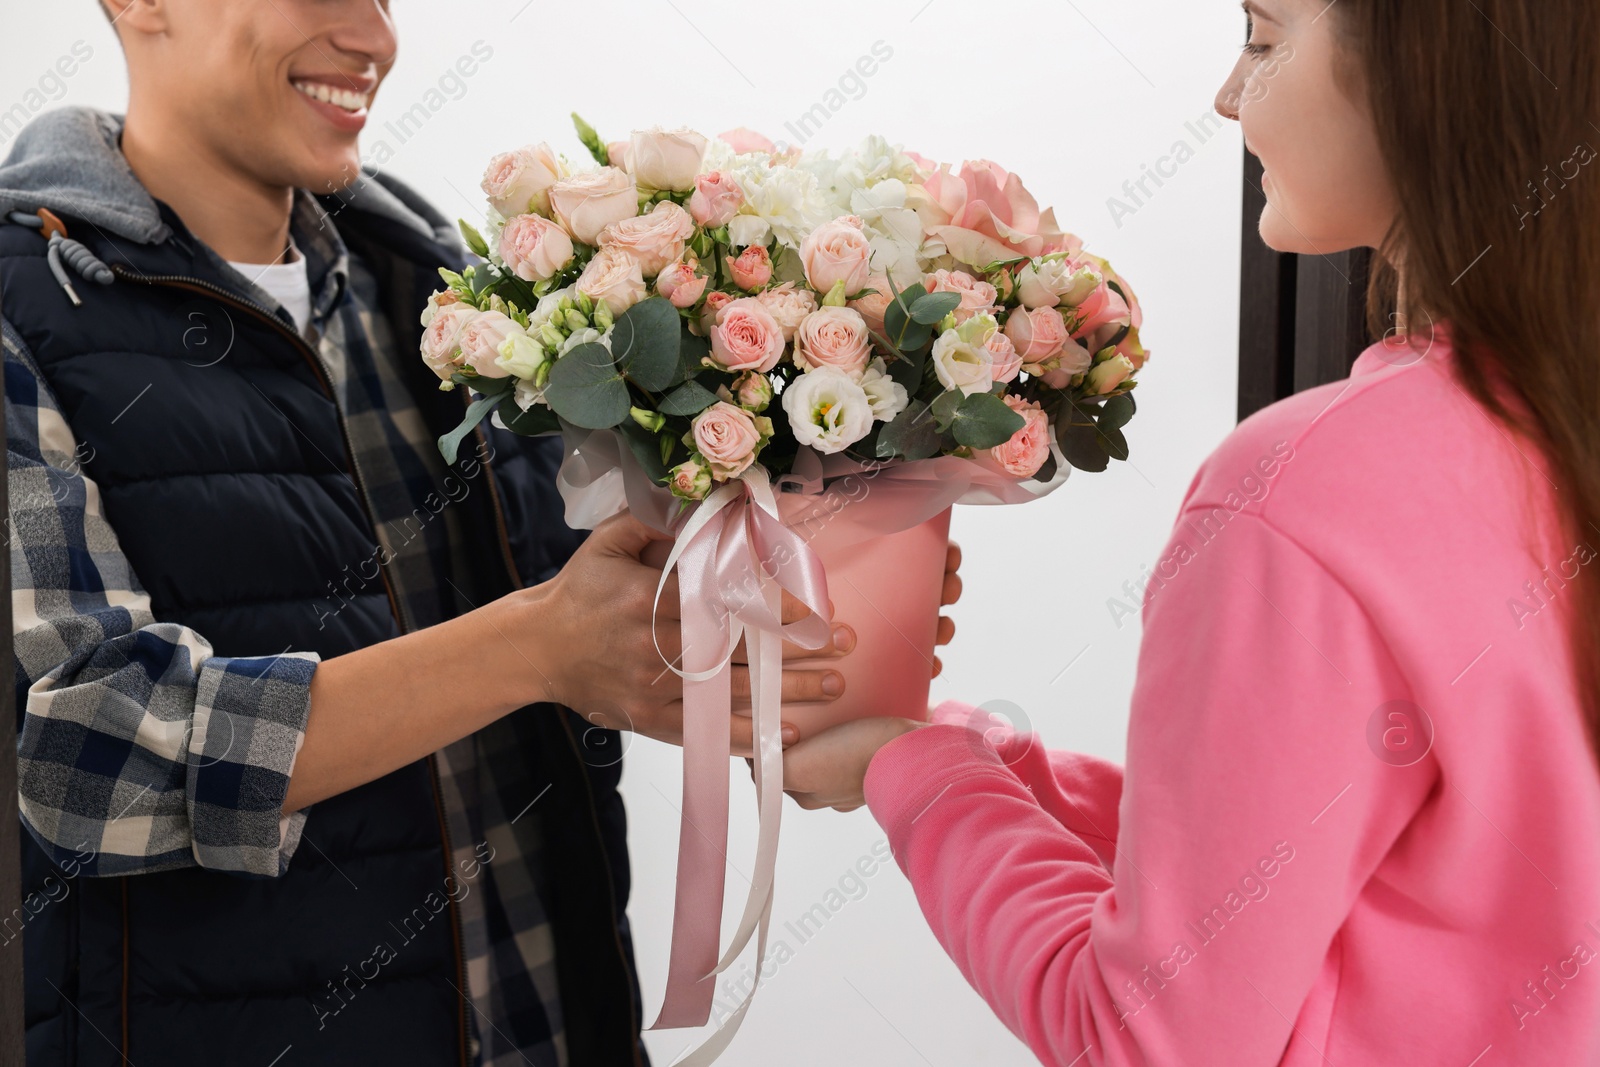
[865,337,1600,1066]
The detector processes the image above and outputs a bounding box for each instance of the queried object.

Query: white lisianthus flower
[529,285,573,331]
[931,315,998,396]
[494,329,547,379]
[781,365,875,455]
[859,358,910,421]
[512,377,548,411]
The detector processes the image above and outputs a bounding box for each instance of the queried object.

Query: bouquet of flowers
[422,116,1148,1059]
[425,115,1146,486]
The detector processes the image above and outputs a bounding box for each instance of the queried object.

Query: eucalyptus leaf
[657,378,720,417]
[1098,392,1135,432]
[437,392,499,465]
[949,391,1026,450]
[620,420,670,483]
[544,343,630,429]
[875,399,942,461]
[496,396,562,437]
[1032,450,1059,484]
[930,389,963,432]
[1061,419,1111,472]
[1099,424,1130,461]
[613,297,682,392]
[910,290,961,325]
[672,332,712,386]
[886,349,925,394]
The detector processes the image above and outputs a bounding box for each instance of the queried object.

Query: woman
[781,0,1600,1063]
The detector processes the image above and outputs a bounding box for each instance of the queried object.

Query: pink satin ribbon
[645,468,831,1056]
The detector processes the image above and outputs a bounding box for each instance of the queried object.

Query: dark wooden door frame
[1237,148,1374,419]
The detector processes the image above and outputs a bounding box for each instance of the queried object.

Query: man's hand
[523,512,850,755]
[934,540,962,678]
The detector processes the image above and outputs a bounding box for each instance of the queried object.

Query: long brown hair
[1337,0,1600,753]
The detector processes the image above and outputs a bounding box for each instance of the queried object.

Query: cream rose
[576,245,647,317]
[692,401,762,480]
[548,167,639,245]
[688,170,744,227]
[754,282,817,342]
[628,127,708,192]
[597,201,695,278]
[498,213,575,282]
[481,143,565,217]
[781,365,874,455]
[792,306,872,380]
[420,305,474,380]
[799,215,873,296]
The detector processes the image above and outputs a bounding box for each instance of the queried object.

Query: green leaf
[875,399,943,461]
[882,276,934,354]
[1060,418,1110,472]
[612,298,682,392]
[886,349,925,395]
[949,391,1026,450]
[1099,424,1130,461]
[496,395,562,437]
[672,333,712,386]
[910,290,961,325]
[1098,392,1135,432]
[1031,450,1059,484]
[658,379,720,417]
[438,391,500,465]
[929,389,963,432]
[619,420,670,484]
[458,220,489,259]
[544,343,630,429]
[450,371,515,397]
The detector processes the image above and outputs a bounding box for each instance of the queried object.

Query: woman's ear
[101,0,170,38]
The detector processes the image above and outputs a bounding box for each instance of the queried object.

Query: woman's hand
[780,716,927,812]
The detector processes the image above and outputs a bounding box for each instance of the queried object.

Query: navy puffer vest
[2,180,643,1066]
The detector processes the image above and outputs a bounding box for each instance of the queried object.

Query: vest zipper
[108,263,469,1067]
[472,424,644,1066]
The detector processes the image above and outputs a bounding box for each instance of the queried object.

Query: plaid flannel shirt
[8,192,566,1067]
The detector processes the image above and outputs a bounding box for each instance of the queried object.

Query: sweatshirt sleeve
[864,508,1437,1067]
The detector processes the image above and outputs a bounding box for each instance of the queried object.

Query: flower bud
[730,370,774,413]
[668,456,713,501]
[593,300,615,330]
[564,308,590,333]
[537,322,565,350]
[630,406,667,433]
[1086,354,1136,395]
[821,279,850,307]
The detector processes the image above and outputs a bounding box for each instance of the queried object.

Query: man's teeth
[291,81,370,112]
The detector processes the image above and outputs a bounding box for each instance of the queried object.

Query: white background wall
[0,2,1246,1063]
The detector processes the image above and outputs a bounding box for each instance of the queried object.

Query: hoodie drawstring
[6,208,113,307]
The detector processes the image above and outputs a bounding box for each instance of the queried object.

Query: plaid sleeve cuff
[189,650,320,876]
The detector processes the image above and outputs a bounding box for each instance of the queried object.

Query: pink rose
[606,140,630,168]
[420,305,474,380]
[1038,341,1095,389]
[688,171,744,228]
[598,201,695,278]
[548,167,638,246]
[1070,282,1133,344]
[847,274,896,339]
[792,306,872,380]
[420,288,463,328]
[754,283,818,342]
[985,330,1022,384]
[1003,305,1068,362]
[695,289,734,336]
[576,245,647,317]
[481,143,564,217]
[913,159,1077,267]
[656,262,707,308]
[799,216,873,296]
[628,127,708,193]
[456,310,519,379]
[717,127,776,155]
[692,401,763,480]
[981,395,1051,479]
[709,297,786,373]
[924,269,999,324]
[728,245,773,291]
[498,213,574,282]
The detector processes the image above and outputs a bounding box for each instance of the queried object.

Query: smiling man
[0,2,875,1066]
